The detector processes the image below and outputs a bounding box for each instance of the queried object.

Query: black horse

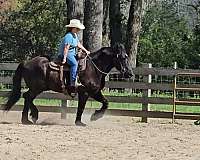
[4,43,133,126]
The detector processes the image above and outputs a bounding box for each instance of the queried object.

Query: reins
[87,55,109,75]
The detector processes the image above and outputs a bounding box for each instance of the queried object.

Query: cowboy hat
[65,19,85,30]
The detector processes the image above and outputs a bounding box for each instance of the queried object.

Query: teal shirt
[58,32,79,57]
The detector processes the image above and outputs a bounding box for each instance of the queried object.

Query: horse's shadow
[0,121,12,124]
[0,120,74,126]
[37,121,72,126]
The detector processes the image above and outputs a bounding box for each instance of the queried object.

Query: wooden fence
[0,63,200,122]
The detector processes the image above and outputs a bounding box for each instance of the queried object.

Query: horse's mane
[40,55,51,61]
[89,47,112,60]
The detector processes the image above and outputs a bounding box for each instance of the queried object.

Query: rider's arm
[62,44,70,64]
[77,42,90,55]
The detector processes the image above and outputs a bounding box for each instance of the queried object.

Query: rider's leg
[67,54,78,85]
[67,54,78,96]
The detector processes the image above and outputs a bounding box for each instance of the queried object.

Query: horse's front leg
[75,86,89,126]
[90,91,108,121]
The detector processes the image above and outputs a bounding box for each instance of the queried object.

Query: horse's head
[112,43,133,78]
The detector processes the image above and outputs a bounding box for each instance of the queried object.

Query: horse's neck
[91,49,114,74]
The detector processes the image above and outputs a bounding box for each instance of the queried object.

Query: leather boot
[67,82,77,98]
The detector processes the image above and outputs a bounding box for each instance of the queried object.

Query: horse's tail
[4,63,24,111]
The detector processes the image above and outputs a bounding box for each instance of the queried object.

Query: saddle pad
[49,62,70,71]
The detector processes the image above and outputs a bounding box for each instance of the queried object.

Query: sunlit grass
[1,89,200,114]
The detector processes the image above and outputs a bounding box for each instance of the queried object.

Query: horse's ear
[112,43,124,54]
[112,43,120,50]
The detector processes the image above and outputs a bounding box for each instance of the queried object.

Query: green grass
[0,97,62,106]
[1,91,200,114]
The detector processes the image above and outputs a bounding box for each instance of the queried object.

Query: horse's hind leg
[29,102,38,124]
[22,90,39,124]
[29,90,42,124]
[22,91,33,124]
[90,91,108,121]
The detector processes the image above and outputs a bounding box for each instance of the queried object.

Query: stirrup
[70,92,77,98]
[75,81,82,87]
[66,85,77,98]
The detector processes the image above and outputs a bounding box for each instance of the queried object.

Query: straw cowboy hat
[65,19,85,30]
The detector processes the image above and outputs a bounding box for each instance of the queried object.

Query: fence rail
[0,63,200,122]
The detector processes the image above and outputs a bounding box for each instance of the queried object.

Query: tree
[187,1,200,69]
[138,1,191,68]
[66,0,84,41]
[83,0,103,52]
[0,0,66,61]
[126,0,143,68]
[109,0,122,46]
[0,0,17,11]
[188,0,200,22]
[102,0,110,46]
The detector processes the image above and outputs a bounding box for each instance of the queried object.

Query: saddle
[49,56,87,72]
[49,50,87,84]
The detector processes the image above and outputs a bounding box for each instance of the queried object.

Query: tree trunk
[103,0,110,46]
[109,0,122,46]
[103,0,110,36]
[120,0,131,43]
[66,0,84,42]
[126,0,143,68]
[83,0,103,52]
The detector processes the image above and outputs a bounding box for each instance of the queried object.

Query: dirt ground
[0,111,200,160]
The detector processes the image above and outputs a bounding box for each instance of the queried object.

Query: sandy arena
[0,111,200,160]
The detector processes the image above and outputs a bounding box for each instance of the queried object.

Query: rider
[58,19,90,96]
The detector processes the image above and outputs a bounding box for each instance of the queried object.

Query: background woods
[83,0,103,52]
[0,0,199,69]
[66,0,84,41]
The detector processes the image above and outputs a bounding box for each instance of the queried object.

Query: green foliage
[181,0,200,69]
[138,1,192,68]
[188,25,200,69]
[0,0,66,61]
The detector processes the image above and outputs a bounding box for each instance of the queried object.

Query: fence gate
[173,73,200,122]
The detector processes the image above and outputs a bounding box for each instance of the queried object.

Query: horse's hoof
[31,117,37,124]
[75,121,86,127]
[21,119,33,125]
[194,120,200,125]
[90,111,104,121]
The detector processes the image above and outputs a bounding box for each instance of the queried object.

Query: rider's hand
[62,59,66,64]
[86,50,90,55]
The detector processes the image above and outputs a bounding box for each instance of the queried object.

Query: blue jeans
[67,53,78,86]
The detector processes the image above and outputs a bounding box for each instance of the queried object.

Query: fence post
[172,62,177,122]
[141,63,152,122]
[105,73,110,92]
[61,99,69,119]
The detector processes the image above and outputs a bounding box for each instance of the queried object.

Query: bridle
[116,53,127,75]
[87,55,109,75]
[87,52,128,76]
